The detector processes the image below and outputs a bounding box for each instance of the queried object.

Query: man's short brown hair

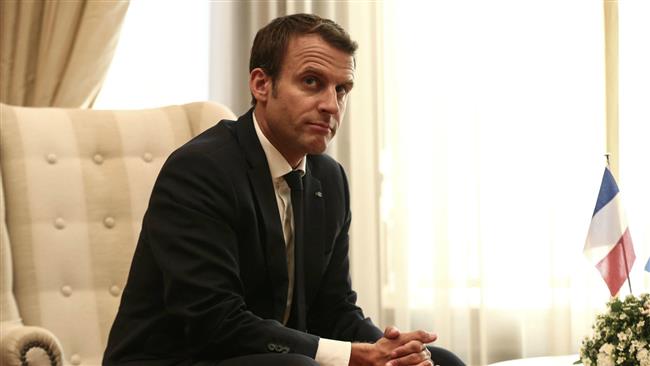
[249,13,358,105]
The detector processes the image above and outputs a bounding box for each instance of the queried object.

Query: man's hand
[349,327,437,366]
[384,327,436,366]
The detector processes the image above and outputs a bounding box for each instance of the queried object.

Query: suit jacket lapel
[236,109,288,322]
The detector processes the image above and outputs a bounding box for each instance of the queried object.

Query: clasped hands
[349,326,437,366]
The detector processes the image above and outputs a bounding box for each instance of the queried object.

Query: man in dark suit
[104,14,464,366]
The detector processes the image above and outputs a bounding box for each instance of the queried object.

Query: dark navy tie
[283,170,305,330]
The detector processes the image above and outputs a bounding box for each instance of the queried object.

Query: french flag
[584,167,635,296]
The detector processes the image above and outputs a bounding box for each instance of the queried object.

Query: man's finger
[390,340,424,359]
[415,360,434,366]
[399,330,437,344]
[384,326,401,339]
[386,349,430,366]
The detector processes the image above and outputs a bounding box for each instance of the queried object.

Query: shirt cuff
[315,338,352,366]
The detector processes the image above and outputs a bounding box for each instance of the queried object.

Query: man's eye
[304,77,317,86]
[336,86,348,95]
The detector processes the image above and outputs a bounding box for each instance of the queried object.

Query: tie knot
[284,170,303,191]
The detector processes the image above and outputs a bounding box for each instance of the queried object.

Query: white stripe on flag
[584,193,628,266]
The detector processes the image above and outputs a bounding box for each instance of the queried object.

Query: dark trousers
[212,345,465,366]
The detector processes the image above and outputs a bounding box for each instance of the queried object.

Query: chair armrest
[1,325,63,366]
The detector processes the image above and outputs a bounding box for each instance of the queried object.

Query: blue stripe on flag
[645,257,650,272]
[593,167,620,217]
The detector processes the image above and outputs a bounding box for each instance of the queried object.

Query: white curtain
[95,0,210,109]
[377,1,650,364]
[620,0,650,294]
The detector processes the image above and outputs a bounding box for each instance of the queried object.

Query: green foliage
[576,293,650,366]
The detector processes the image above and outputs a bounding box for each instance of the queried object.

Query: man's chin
[305,141,329,156]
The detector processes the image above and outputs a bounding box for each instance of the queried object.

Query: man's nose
[318,87,340,115]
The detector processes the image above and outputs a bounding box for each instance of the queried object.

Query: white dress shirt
[253,112,351,366]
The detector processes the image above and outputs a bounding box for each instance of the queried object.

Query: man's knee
[280,354,319,366]
[213,353,319,366]
[426,345,466,366]
[287,354,319,366]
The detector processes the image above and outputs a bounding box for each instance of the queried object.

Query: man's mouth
[306,122,333,134]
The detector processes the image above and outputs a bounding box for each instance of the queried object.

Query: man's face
[251,34,355,166]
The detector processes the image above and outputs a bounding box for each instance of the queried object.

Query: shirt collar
[253,110,306,180]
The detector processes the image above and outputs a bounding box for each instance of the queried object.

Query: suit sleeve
[306,164,384,343]
[144,148,319,360]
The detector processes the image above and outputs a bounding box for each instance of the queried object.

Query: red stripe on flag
[595,228,635,296]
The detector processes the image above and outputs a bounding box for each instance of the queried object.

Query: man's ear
[249,68,272,103]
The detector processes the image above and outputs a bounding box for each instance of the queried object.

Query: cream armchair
[0,102,236,366]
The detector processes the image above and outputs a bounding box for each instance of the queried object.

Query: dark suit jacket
[103,109,383,365]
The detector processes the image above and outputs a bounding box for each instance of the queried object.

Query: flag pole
[606,153,633,295]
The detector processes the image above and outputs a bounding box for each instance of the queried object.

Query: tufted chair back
[0,102,236,366]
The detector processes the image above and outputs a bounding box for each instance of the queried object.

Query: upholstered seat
[0,102,236,366]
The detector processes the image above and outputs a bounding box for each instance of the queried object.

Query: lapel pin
[315,191,323,198]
